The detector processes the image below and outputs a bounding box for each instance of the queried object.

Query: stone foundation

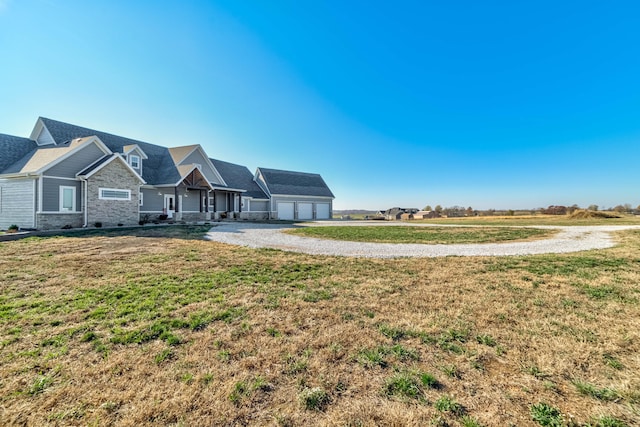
[181,212,208,222]
[240,211,269,220]
[37,213,84,230]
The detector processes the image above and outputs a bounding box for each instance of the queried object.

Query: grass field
[1,225,639,426]
[285,225,555,244]
[410,214,640,226]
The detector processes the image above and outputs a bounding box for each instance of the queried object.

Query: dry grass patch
[0,226,639,425]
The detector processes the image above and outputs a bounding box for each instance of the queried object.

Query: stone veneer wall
[239,211,269,220]
[180,212,208,222]
[36,213,83,230]
[87,159,140,227]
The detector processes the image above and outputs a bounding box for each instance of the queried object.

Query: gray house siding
[0,178,35,229]
[140,188,165,212]
[248,200,268,211]
[181,151,222,185]
[41,178,81,212]
[181,193,201,212]
[215,192,228,211]
[45,143,105,178]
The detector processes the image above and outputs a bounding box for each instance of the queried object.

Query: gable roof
[0,133,38,174]
[77,153,146,184]
[38,117,181,185]
[210,158,268,199]
[1,136,109,175]
[257,167,334,198]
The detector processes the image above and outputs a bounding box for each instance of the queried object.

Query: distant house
[413,210,438,219]
[383,207,418,221]
[254,167,334,220]
[0,117,334,230]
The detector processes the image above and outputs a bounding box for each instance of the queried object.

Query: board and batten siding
[181,151,223,185]
[0,178,36,229]
[41,178,81,212]
[45,144,105,178]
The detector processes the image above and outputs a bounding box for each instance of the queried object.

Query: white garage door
[298,203,313,220]
[277,202,295,220]
[316,203,330,219]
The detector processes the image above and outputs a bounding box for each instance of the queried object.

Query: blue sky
[1,0,639,210]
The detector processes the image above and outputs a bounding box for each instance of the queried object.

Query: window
[130,155,140,169]
[99,188,131,200]
[139,192,144,206]
[60,186,76,211]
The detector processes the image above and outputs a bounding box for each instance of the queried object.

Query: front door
[164,195,175,219]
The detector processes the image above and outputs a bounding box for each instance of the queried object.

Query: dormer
[29,118,56,146]
[122,144,148,176]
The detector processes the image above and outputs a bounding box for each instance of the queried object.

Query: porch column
[238,193,242,213]
[174,187,179,213]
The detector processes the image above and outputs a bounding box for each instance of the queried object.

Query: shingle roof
[257,167,334,198]
[39,117,181,185]
[210,158,268,199]
[1,137,91,175]
[0,133,38,174]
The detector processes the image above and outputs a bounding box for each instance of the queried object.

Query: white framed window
[139,192,144,206]
[99,188,131,201]
[130,155,140,169]
[60,186,76,212]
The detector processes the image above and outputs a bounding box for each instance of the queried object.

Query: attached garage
[277,202,295,220]
[297,203,313,220]
[316,203,331,219]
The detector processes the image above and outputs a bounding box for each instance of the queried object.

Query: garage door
[298,203,313,220]
[277,202,295,220]
[316,203,330,219]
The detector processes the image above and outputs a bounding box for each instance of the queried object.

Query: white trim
[129,154,140,169]
[99,188,131,201]
[39,211,84,215]
[77,154,146,184]
[33,179,37,228]
[174,164,215,189]
[41,175,80,181]
[140,210,164,214]
[122,144,148,159]
[60,186,77,212]
[139,191,143,206]
[270,194,334,199]
[174,145,227,186]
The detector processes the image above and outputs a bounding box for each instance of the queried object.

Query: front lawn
[0,226,638,425]
[286,225,555,244]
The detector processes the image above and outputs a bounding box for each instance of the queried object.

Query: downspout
[80,177,88,227]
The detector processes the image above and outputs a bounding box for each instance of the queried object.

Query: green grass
[530,402,563,426]
[1,225,639,425]
[286,225,554,244]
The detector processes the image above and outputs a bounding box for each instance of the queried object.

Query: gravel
[204,221,640,258]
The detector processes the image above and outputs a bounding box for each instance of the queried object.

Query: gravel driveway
[204,221,640,258]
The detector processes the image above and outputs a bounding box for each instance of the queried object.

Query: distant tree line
[421,203,640,217]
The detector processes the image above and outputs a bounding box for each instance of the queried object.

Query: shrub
[530,402,563,427]
[94,222,102,228]
[7,224,19,232]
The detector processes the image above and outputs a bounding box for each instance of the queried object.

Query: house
[413,210,439,219]
[0,117,334,230]
[254,167,334,220]
[383,207,419,221]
